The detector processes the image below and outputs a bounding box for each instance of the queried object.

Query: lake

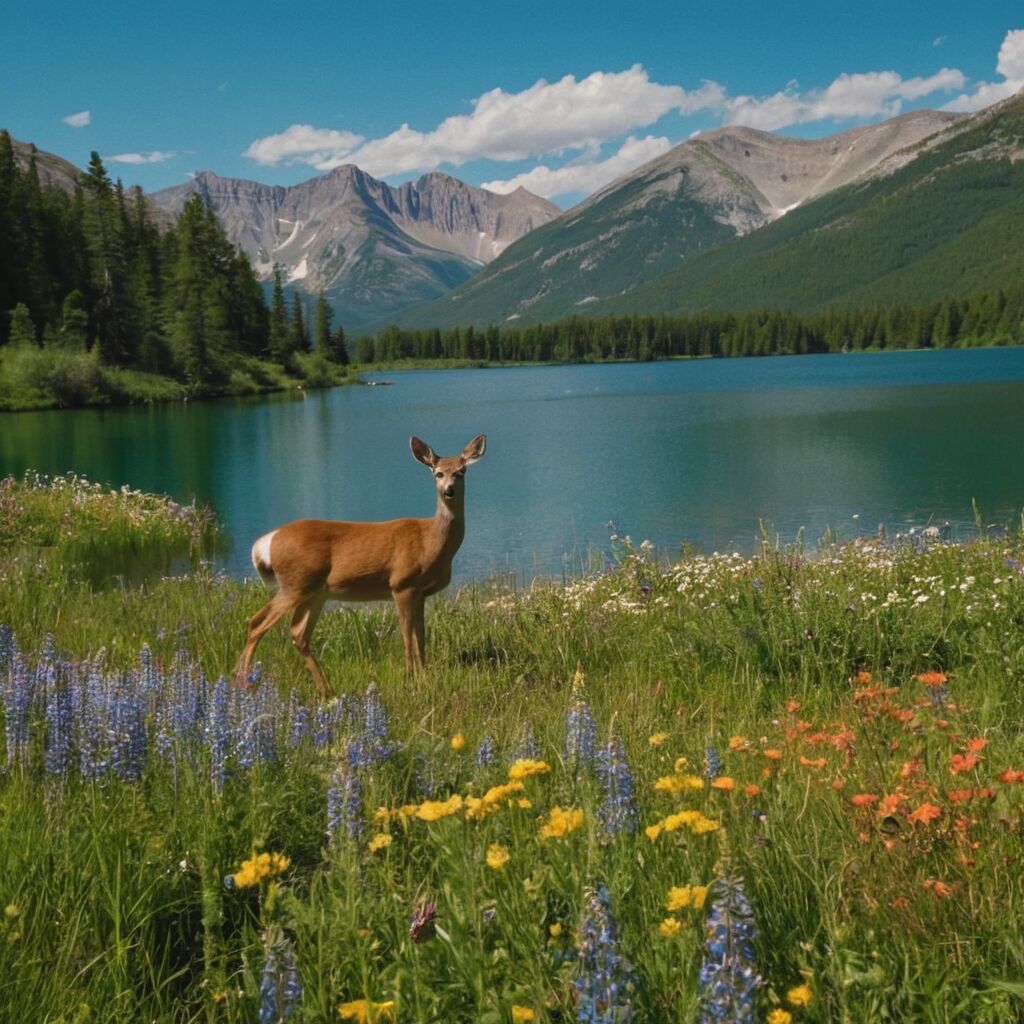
[3,348,1024,584]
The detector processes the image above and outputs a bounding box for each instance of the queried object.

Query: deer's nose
[443,484,456,498]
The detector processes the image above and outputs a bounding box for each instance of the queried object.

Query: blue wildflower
[704,744,722,781]
[327,745,363,844]
[475,733,496,768]
[574,885,638,1023]
[4,655,34,768]
[258,927,302,1023]
[45,676,73,776]
[288,690,310,747]
[595,737,638,838]
[697,871,762,1024]
[511,725,537,763]
[565,685,597,771]
[206,677,230,793]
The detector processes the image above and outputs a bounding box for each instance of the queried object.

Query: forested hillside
[356,279,1024,364]
[0,132,347,409]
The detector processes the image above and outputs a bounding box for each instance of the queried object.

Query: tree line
[357,287,1024,365]
[0,131,346,405]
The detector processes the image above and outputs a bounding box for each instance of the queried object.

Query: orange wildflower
[891,896,910,909]
[763,748,783,761]
[908,802,941,825]
[999,768,1024,784]
[876,793,905,816]
[947,789,974,802]
[743,784,762,796]
[854,670,873,684]
[799,756,827,770]
[850,793,879,807]
[711,776,736,791]
[915,671,948,686]
[964,737,988,754]
[922,879,953,898]
[785,700,801,713]
[900,758,922,779]
[950,752,980,775]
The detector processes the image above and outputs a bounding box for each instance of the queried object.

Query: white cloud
[723,67,966,131]
[243,123,365,166]
[481,135,673,200]
[106,151,177,165]
[942,29,1024,111]
[62,110,91,128]
[246,66,701,177]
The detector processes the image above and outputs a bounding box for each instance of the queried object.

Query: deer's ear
[461,435,487,465]
[410,437,438,468]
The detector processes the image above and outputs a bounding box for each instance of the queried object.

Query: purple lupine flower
[574,885,638,1023]
[0,624,16,672]
[45,674,74,776]
[258,927,302,1023]
[288,690,310,747]
[4,654,35,768]
[475,733,496,768]
[206,677,230,793]
[511,725,537,763]
[565,691,597,771]
[76,657,107,779]
[595,737,638,838]
[704,744,722,781]
[354,682,396,765]
[109,685,147,781]
[697,872,762,1024]
[326,745,363,844]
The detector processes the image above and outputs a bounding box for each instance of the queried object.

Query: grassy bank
[0,348,350,412]
[1,475,1023,1021]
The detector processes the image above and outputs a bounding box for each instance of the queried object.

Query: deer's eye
[435,471,444,478]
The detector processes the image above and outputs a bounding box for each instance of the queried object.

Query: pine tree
[7,302,37,348]
[314,290,332,354]
[288,292,308,355]
[268,268,290,363]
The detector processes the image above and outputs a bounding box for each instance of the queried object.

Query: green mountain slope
[395,93,1023,330]
[604,93,1024,317]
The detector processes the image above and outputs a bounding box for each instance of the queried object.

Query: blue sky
[4,1,1023,207]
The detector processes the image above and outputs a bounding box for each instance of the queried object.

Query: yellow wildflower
[666,886,693,911]
[766,1010,792,1024]
[692,885,709,909]
[415,794,463,821]
[230,851,289,889]
[511,1006,535,1022]
[645,823,663,842]
[539,805,585,838]
[518,798,532,809]
[508,758,551,781]
[728,735,749,750]
[549,922,562,937]
[450,732,466,751]
[711,776,736,791]
[786,984,813,1007]
[689,816,720,835]
[465,780,526,820]
[486,843,510,870]
[648,731,670,746]
[658,916,682,937]
[373,807,391,824]
[338,998,396,1022]
[367,833,392,853]
[653,773,705,795]
[673,756,689,771]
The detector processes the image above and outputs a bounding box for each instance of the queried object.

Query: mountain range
[402,89,1024,329]
[150,168,559,329]
[12,86,1024,336]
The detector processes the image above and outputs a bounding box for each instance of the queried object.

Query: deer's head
[411,435,487,504]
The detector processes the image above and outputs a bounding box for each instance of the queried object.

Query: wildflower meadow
[1,474,1023,1022]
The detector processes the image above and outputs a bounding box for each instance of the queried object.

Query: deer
[233,434,486,697]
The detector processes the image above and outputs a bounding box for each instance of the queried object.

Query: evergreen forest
[0,131,347,410]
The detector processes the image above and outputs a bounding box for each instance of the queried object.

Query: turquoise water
[3,348,1024,582]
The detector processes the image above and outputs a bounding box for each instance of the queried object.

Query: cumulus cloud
[62,110,91,128]
[723,67,966,131]
[106,151,177,165]
[481,135,673,200]
[245,66,701,176]
[943,29,1024,111]
[244,123,365,166]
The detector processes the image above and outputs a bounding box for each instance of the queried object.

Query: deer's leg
[393,589,425,673]
[234,593,293,688]
[290,595,331,698]
[412,595,427,668]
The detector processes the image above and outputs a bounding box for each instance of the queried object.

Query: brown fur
[234,434,486,697]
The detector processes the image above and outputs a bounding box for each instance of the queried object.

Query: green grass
[1,478,1024,1021]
